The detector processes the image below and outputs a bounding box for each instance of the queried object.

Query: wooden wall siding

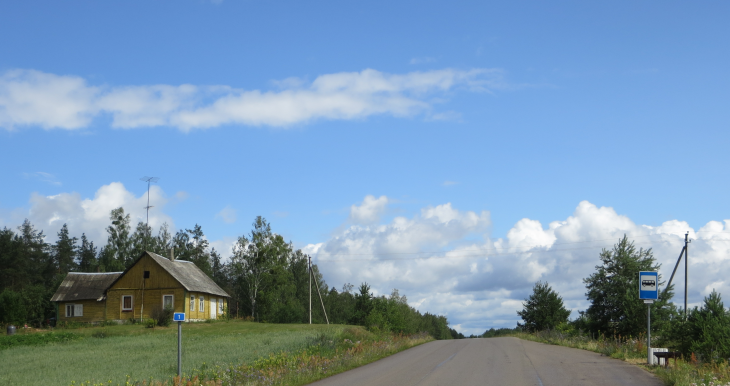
[102,255,227,321]
[106,288,185,320]
[109,255,180,290]
[105,255,184,320]
[58,299,106,323]
[185,292,227,320]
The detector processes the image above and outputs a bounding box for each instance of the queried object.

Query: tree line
[0,209,454,340]
[510,235,730,362]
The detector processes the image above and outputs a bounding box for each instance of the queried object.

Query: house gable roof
[51,272,123,302]
[145,252,229,297]
[103,251,229,298]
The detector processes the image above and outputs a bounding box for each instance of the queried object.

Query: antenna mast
[139,176,160,250]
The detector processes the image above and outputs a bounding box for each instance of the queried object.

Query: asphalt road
[309,337,663,386]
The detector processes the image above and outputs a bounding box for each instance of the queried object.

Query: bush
[145,318,156,329]
[151,306,173,327]
[0,289,26,325]
[663,290,730,362]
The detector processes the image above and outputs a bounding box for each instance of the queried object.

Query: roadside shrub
[663,290,730,362]
[150,306,173,327]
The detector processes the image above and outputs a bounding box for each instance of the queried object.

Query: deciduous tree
[583,235,673,337]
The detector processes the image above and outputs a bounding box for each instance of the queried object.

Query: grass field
[0,321,345,386]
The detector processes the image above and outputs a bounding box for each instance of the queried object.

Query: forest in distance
[0,208,461,339]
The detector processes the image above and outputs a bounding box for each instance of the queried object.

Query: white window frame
[199,296,205,312]
[190,295,195,312]
[122,295,133,311]
[218,298,224,314]
[163,295,174,310]
[66,303,83,317]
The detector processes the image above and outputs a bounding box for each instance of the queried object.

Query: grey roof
[146,252,229,297]
[51,272,123,302]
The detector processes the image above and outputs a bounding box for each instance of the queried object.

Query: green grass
[0,331,82,350]
[0,320,344,386]
[507,330,730,386]
[178,329,433,386]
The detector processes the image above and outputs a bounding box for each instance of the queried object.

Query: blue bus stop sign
[173,312,185,322]
[639,271,658,300]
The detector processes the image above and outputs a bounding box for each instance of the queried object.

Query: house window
[190,295,195,312]
[199,296,204,312]
[122,295,133,311]
[218,298,224,314]
[163,295,174,310]
[66,304,83,317]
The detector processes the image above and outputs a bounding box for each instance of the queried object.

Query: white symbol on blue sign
[639,271,658,300]
[173,312,185,321]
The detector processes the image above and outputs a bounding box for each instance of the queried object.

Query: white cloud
[0,68,503,131]
[442,180,459,187]
[0,70,99,130]
[216,205,237,224]
[3,182,176,247]
[22,171,61,186]
[308,198,730,335]
[209,236,238,262]
[349,195,389,224]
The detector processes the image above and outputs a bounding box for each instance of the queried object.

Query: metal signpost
[173,312,185,379]
[639,271,658,365]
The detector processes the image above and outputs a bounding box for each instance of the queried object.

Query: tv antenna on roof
[140,176,160,249]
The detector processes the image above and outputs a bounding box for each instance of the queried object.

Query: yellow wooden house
[52,251,229,323]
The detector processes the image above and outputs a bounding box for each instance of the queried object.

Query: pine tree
[78,233,98,272]
[53,224,78,274]
[517,281,570,332]
[187,224,211,275]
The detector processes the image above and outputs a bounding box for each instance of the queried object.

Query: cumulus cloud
[308,198,730,335]
[3,182,177,246]
[0,68,503,131]
[349,195,389,224]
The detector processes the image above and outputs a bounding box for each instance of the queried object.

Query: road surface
[309,337,663,386]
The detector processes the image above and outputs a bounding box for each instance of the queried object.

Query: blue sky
[1,1,728,334]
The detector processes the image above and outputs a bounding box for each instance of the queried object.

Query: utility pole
[308,255,312,324]
[684,232,689,319]
[661,231,691,319]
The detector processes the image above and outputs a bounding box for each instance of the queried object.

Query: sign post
[173,312,185,379]
[639,271,658,365]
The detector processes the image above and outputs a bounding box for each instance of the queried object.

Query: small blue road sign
[173,312,186,322]
[639,271,658,300]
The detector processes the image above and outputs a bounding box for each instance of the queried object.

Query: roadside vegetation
[490,236,730,386]
[0,213,454,338]
[0,210,454,386]
[0,319,431,386]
